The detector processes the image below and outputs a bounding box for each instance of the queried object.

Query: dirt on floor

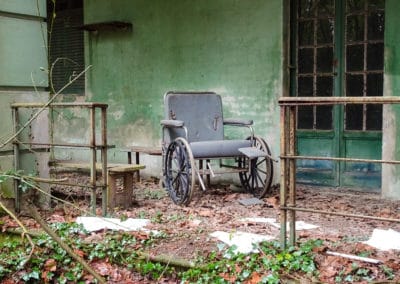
[4,177,400,283]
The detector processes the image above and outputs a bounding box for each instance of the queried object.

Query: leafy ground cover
[0,222,323,283]
[1,177,400,283]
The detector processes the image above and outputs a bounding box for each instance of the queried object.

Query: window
[296,0,335,130]
[47,0,84,95]
[295,0,385,131]
[344,0,384,130]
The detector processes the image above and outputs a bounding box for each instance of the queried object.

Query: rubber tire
[164,137,196,205]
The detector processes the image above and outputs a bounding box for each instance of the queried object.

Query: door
[291,0,385,189]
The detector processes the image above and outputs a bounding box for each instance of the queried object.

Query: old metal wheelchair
[161,91,274,205]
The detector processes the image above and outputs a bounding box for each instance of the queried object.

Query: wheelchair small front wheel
[164,137,195,205]
[238,136,274,198]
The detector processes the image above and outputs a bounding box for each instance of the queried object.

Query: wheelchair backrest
[164,91,224,143]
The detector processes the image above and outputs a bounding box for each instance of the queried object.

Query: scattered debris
[363,228,400,251]
[238,197,264,206]
[210,231,275,254]
[3,179,400,282]
[241,217,318,230]
[76,217,155,233]
[326,251,381,264]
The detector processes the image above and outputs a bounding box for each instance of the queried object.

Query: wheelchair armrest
[223,118,253,126]
[161,119,184,127]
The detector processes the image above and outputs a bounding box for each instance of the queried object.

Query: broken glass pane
[346,15,365,42]
[317,19,334,44]
[317,47,333,73]
[368,11,385,40]
[299,20,314,46]
[346,44,364,72]
[299,0,317,18]
[298,48,314,74]
[346,74,364,97]
[367,43,384,70]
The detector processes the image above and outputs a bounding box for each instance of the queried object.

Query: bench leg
[123,172,133,208]
[127,151,141,182]
[108,174,117,210]
[135,152,140,182]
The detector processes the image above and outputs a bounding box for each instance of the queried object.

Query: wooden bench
[120,146,162,181]
[50,161,145,210]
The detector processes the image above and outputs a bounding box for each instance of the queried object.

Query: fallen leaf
[245,271,262,284]
[44,258,57,272]
[74,249,85,258]
[265,196,279,209]
[198,209,213,217]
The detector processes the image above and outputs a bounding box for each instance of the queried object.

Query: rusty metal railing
[11,102,110,216]
[278,96,400,248]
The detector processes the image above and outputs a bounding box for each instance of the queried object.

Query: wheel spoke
[255,170,266,187]
[256,168,268,175]
[256,158,266,167]
[238,136,273,198]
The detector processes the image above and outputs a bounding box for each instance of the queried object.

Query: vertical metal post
[288,106,297,246]
[49,105,55,161]
[12,107,21,212]
[280,106,288,249]
[89,106,97,215]
[101,106,108,216]
[206,159,211,187]
[199,159,203,182]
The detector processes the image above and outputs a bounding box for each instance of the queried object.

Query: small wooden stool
[108,164,145,210]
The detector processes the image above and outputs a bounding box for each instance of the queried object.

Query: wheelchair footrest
[238,147,268,159]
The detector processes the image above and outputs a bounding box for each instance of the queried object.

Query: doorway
[291,0,385,189]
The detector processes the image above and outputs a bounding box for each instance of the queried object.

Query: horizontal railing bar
[281,206,400,223]
[11,102,108,108]
[280,155,400,165]
[48,181,105,188]
[198,168,247,175]
[279,96,400,105]
[15,142,115,149]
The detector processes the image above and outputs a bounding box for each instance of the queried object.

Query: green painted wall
[0,0,48,199]
[0,1,47,87]
[81,0,282,177]
[382,0,400,198]
[0,0,46,16]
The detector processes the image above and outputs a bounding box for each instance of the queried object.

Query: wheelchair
[161,91,274,205]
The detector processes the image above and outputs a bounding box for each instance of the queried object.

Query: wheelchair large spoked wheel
[164,137,196,205]
[238,136,273,198]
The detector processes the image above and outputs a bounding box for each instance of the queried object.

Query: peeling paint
[111,110,125,120]
[84,0,282,174]
[381,0,400,199]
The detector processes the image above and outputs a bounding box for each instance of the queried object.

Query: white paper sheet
[76,216,153,232]
[210,231,275,254]
[363,229,400,251]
